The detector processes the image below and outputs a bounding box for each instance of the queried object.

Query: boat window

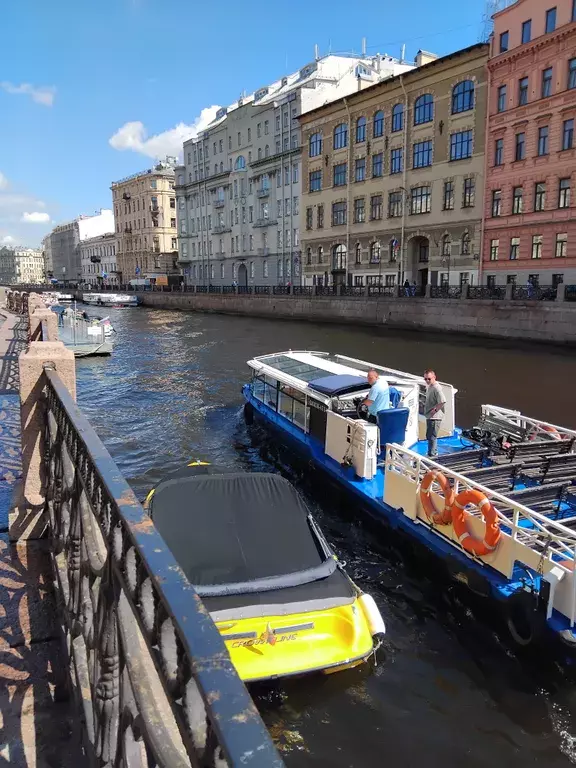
[278,384,295,422]
[264,375,279,410]
[260,354,330,382]
[252,373,266,401]
[276,384,309,430]
[292,391,308,431]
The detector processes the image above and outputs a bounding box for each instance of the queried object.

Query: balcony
[256,188,270,198]
[254,217,277,228]
[214,224,231,234]
[213,199,226,208]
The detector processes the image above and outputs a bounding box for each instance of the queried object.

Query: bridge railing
[14,292,284,767]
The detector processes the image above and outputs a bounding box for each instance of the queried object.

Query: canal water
[76,307,576,767]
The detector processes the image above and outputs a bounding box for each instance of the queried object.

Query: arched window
[356,117,367,143]
[257,148,262,160]
[373,110,384,137]
[286,257,291,277]
[461,233,471,255]
[235,155,246,170]
[392,104,404,133]
[220,162,223,172]
[332,244,347,270]
[309,132,323,157]
[306,247,312,265]
[333,123,348,150]
[452,80,475,114]
[370,241,381,264]
[278,258,283,278]
[389,239,398,262]
[414,94,434,125]
[355,243,362,263]
[441,234,451,258]
[317,246,324,264]
[265,144,269,157]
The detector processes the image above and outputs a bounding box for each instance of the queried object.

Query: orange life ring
[528,424,562,441]
[419,470,454,525]
[451,489,501,556]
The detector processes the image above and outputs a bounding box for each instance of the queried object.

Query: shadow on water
[75,306,576,767]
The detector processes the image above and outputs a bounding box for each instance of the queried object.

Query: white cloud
[21,211,50,224]
[0,81,56,107]
[1,235,14,244]
[109,106,220,159]
[0,172,7,190]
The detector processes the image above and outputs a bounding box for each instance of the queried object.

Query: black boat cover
[150,471,337,597]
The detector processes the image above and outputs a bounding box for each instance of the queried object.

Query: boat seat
[506,481,571,515]
[439,448,489,471]
[506,441,573,462]
[377,407,409,450]
[477,413,527,443]
[467,461,524,491]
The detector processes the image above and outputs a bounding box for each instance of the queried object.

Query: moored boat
[82,292,139,307]
[145,462,385,682]
[242,351,576,652]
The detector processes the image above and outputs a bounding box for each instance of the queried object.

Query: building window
[555,233,568,258]
[500,31,509,53]
[490,239,499,261]
[542,67,553,98]
[332,244,347,271]
[356,117,367,143]
[410,186,431,214]
[388,191,403,217]
[371,194,383,220]
[513,186,524,214]
[545,7,557,33]
[534,182,546,211]
[522,19,532,44]
[494,138,504,166]
[391,104,404,133]
[305,207,313,230]
[309,132,323,158]
[414,94,434,125]
[369,242,381,264]
[565,58,576,92]
[390,148,403,174]
[309,170,322,192]
[355,158,366,182]
[518,77,529,106]
[317,246,324,264]
[333,123,348,150]
[537,126,549,156]
[373,110,384,137]
[372,152,383,177]
[452,81,475,114]
[497,85,507,112]
[531,235,543,259]
[354,198,365,223]
[563,119,574,150]
[492,189,502,217]
[443,181,454,210]
[509,237,520,260]
[461,233,471,255]
[333,163,347,186]
[559,178,571,209]
[413,140,432,168]
[332,201,347,225]
[441,235,451,259]
[463,178,475,208]
[515,132,526,161]
[317,205,324,228]
[450,130,473,161]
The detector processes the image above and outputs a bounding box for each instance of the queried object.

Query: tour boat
[82,292,139,307]
[146,462,385,682]
[242,351,576,652]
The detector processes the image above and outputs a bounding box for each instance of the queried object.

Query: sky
[1,0,488,248]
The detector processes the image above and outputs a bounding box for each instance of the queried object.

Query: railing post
[425,284,432,299]
[10,341,76,540]
[505,284,514,300]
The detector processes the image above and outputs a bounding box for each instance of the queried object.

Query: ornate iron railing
[565,285,576,302]
[366,286,395,297]
[292,286,314,296]
[429,285,462,299]
[512,285,558,301]
[315,286,337,296]
[42,367,283,768]
[467,286,507,300]
[340,286,365,297]
[254,285,271,295]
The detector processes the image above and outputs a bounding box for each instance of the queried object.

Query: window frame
[537,125,549,156]
[491,189,502,217]
[489,239,500,261]
[562,119,574,151]
[521,19,532,44]
[531,235,543,260]
[309,170,322,192]
[373,110,384,137]
[500,31,509,53]
[542,67,553,98]
[333,162,347,187]
[450,130,473,161]
[413,140,433,169]
[391,104,404,133]
[414,94,434,125]
[513,186,524,214]
[494,137,504,166]
[555,233,568,258]
[534,181,546,212]
[372,152,384,178]
[510,237,520,260]
[569,59,576,90]
[545,7,557,34]
[354,198,366,223]
[443,181,455,211]
[558,178,571,209]
[356,117,367,143]
[333,123,348,150]
[518,77,529,106]
[515,132,526,161]
[497,85,507,112]
[410,186,431,215]
[355,157,366,182]
[332,201,347,226]
[452,80,475,114]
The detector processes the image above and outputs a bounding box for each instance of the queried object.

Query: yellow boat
[146,462,385,682]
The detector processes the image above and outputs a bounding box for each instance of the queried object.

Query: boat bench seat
[467,461,524,492]
[477,414,527,443]
[522,453,576,484]
[439,448,489,471]
[505,440,574,463]
[505,481,572,516]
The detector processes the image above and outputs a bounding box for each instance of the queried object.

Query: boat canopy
[309,374,367,396]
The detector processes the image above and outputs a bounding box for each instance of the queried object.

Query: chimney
[314,43,319,60]
[361,37,366,56]
[415,49,439,67]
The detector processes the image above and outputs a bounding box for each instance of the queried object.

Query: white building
[15,248,45,284]
[175,51,416,286]
[80,233,118,285]
[44,209,115,283]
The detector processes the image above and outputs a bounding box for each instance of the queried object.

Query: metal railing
[565,285,576,302]
[430,285,463,299]
[468,286,507,300]
[42,364,283,768]
[512,285,558,301]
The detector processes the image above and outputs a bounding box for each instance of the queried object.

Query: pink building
[483,0,576,289]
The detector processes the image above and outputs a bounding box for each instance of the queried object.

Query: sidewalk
[0,309,83,766]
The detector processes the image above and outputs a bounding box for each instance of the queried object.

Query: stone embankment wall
[126,292,576,346]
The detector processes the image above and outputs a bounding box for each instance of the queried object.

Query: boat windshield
[261,354,333,383]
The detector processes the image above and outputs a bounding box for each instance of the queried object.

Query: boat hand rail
[481,404,576,440]
[335,355,457,392]
[386,444,576,575]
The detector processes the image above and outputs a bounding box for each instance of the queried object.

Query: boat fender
[358,593,386,639]
[244,402,254,425]
[505,590,545,647]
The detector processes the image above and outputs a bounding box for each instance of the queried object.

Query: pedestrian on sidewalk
[424,369,446,458]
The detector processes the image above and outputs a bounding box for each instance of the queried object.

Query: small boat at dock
[146,462,385,682]
[242,351,576,653]
[82,292,139,307]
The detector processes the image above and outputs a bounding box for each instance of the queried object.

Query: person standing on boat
[362,369,390,424]
[424,370,446,458]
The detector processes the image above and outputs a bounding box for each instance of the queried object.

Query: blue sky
[1,0,486,247]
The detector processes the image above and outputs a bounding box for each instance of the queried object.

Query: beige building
[80,233,118,285]
[300,44,489,289]
[111,159,179,284]
[15,248,45,283]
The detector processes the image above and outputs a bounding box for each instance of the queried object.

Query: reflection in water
[76,307,576,767]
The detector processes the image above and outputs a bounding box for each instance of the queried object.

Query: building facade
[111,160,178,284]
[175,53,417,287]
[0,247,17,284]
[14,248,44,283]
[299,45,489,289]
[44,209,114,283]
[483,0,576,287]
[80,233,118,285]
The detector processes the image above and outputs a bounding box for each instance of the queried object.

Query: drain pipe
[399,74,409,286]
[343,96,352,288]
[478,63,492,288]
